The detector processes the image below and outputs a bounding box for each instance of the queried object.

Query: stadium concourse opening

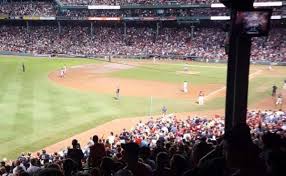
[0,0,286,176]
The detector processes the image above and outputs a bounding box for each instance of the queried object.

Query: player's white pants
[60,71,64,77]
[283,83,286,89]
[276,98,282,105]
[183,85,188,93]
[198,96,204,105]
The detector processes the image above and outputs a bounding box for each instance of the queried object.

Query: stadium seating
[59,0,284,6]
[60,8,229,17]
[0,1,284,16]
[0,1,56,16]
[0,25,286,61]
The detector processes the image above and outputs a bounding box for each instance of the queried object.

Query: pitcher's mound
[176,71,200,75]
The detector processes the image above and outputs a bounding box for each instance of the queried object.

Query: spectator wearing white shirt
[108,132,115,145]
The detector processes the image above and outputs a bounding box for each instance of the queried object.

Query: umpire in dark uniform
[22,63,25,72]
[115,86,120,100]
[272,84,277,97]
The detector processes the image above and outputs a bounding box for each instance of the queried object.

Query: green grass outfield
[0,56,285,159]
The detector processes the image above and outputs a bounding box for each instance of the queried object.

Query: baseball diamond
[0,56,285,160]
[0,1,286,174]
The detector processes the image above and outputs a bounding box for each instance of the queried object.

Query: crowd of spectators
[59,0,217,6]
[59,0,282,6]
[0,110,285,176]
[60,5,286,17]
[0,1,230,17]
[60,8,229,17]
[251,30,286,62]
[0,0,284,17]
[0,1,56,16]
[1,25,286,61]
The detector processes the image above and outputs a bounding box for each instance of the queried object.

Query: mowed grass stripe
[0,64,37,155]
[0,64,23,144]
[15,69,36,132]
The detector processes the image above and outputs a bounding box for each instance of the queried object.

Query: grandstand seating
[0,1,56,16]
[58,0,285,5]
[0,25,285,61]
[0,1,285,17]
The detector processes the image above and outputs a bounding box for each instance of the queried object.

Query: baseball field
[0,55,285,159]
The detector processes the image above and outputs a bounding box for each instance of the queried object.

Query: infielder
[153,57,156,64]
[198,91,204,105]
[115,86,120,100]
[22,63,25,72]
[272,85,278,97]
[184,63,188,72]
[59,68,64,78]
[63,65,67,75]
[268,63,272,70]
[275,94,283,108]
[283,80,286,89]
[183,81,188,93]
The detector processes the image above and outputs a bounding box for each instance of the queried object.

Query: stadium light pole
[222,0,254,132]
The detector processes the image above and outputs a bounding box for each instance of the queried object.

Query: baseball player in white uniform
[268,63,272,70]
[59,68,64,78]
[153,57,156,64]
[63,65,67,74]
[115,85,120,100]
[184,63,188,72]
[283,80,286,89]
[198,91,204,105]
[183,81,188,93]
[276,94,283,108]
